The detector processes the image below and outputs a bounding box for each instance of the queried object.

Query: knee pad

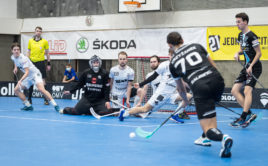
[206,128,223,141]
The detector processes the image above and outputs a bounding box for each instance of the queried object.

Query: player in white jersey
[11,43,60,111]
[110,51,139,109]
[135,55,162,107]
[119,51,192,121]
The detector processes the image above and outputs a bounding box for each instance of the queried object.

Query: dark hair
[35,26,43,31]
[118,51,128,57]
[167,32,183,46]
[150,55,160,62]
[235,12,249,24]
[66,63,71,67]
[11,43,21,50]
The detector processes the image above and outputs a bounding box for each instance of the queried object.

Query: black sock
[247,109,252,115]
[206,128,223,141]
[241,111,248,120]
[202,132,206,138]
[28,85,33,100]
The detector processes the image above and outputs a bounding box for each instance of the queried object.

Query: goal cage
[122,56,196,115]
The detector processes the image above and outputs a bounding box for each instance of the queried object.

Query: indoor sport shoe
[54,105,60,112]
[21,105,33,111]
[118,109,125,121]
[194,136,211,146]
[170,114,184,123]
[44,100,49,105]
[241,113,257,128]
[178,111,190,119]
[229,117,244,127]
[59,109,64,114]
[220,135,233,158]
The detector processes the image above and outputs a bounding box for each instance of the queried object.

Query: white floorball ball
[129,132,136,138]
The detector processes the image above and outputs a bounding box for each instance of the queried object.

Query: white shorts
[148,92,179,112]
[21,72,43,89]
[111,94,126,109]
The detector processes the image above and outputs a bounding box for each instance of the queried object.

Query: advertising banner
[207,26,268,60]
[21,28,206,60]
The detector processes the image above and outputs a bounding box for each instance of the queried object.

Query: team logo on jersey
[98,75,102,79]
[76,37,89,53]
[260,92,268,107]
[114,72,119,76]
[87,74,92,78]
[92,77,97,84]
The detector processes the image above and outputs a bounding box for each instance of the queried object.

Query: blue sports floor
[0,97,267,166]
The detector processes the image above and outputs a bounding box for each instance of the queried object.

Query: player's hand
[105,102,111,109]
[47,65,51,71]
[126,100,130,108]
[134,83,140,89]
[246,65,253,76]
[234,53,240,61]
[63,90,70,95]
[13,68,17,74]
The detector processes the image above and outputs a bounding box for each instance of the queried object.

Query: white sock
[123,110,129,117]
[23,100,31,107]
[50,99,57,106]
[133,96,140,106]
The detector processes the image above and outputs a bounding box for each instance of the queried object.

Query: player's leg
[92,99,116,115]
[231,82,245,107]
[35,81,60,111]
[60,97,90,115]
[197,98,232,158]
[14,79,33,111]
[118,103,152,121]
[28,85,33,104]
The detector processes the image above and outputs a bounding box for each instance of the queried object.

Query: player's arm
[139,71,159,87]
[13,64,18,74]
[19,67,29,83]
[66,72,86,94]
[175,78,189,107]
[109,78,114,90]
[103,73,111,109]
[247,45,262,75]
[126,81,133,107]
[234,46,243,61]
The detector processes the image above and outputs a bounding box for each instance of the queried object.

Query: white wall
[0,0,17,18]
[21,7,268,33]
[0,0,22,34]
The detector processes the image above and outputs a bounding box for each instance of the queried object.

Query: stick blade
[135,127,153,139]
[89,107,101,119]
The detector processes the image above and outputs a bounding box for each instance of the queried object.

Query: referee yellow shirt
[28,38,49,62]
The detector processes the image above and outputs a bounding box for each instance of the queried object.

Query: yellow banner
[207,26,268,60]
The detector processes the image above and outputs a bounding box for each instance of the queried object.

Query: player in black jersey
[168,32,233,158]
[230,13,262,128]
[60,55,112,116]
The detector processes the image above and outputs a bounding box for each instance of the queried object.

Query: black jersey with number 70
[169,43,220,89]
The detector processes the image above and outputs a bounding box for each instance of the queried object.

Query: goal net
[127,56,196,115]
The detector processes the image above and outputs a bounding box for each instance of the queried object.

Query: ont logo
[260,93,268,107]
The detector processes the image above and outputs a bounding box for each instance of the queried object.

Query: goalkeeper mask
[89,55,102,73]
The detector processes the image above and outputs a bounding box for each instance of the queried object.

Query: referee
[27,26,51,105]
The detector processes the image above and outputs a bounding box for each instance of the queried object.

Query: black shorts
[130,87,137,97]
[192,75,225,120]
[234,62,262,88]
[33,61,46,79]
